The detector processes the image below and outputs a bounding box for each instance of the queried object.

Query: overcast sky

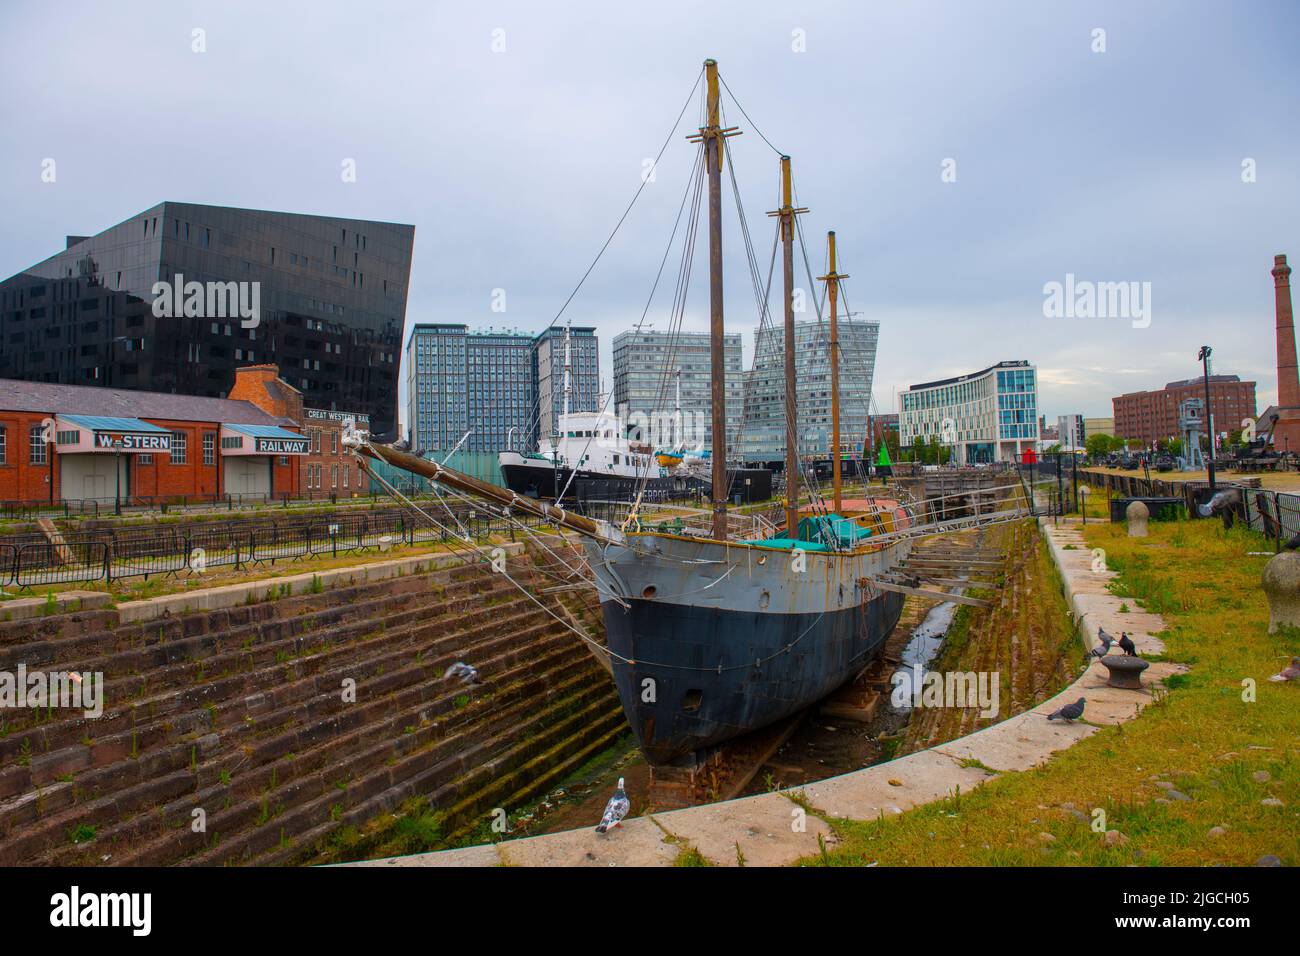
[2,0,1296,430]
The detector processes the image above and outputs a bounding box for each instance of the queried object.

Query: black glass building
[0,203,415,439]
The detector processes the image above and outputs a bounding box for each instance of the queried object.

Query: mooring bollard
[1100,655,1149,689]
[1126,500,1149,537]
[1261,550,1300,634]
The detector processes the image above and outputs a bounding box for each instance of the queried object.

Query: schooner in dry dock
[349,58,1029,767]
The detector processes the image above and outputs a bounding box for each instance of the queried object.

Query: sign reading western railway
[94,432,172,452]
[254,436,309,455]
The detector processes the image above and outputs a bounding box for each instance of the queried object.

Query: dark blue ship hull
[601,589,905,764]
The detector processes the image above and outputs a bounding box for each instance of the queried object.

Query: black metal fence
[0,505,546,590]
[1238,488,1300,548]
[0,489,419,522]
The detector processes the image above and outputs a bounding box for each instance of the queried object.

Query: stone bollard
[1126,500,1149,537]
[1100,655,1149,689]
[1262,550,1300,634]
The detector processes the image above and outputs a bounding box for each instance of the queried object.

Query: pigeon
[1047,697,1086,722]
[595,777,630,833]
[1268,657,1300,683]
[1118,632,1137,656]
[443,662,482,685]
[1087,631,1115,660]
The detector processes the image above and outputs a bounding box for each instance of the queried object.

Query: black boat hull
[499,463,693,500]
[600,589,905,764]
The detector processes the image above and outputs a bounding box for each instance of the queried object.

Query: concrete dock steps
[0,579,523,790]
[0,607,121,652]
[433,702,628,844]
[0,546,622,867]
[0,565,490,683]
[79,636,595,867]
[0,599,558,860]
[233,658,618,866]
[272,671,624,865]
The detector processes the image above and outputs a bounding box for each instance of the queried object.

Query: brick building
[0,365,309,505]
[1112,375,1257,447]
[870,413,899,452]
[300,406,370,498]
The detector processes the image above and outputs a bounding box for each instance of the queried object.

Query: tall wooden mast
[689,58,740,540]
[818,231,848,513]
[769,156,808,534]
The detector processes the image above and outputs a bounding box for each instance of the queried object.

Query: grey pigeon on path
[1047,698,1086,722]
[595,777,630,833]
[1268,657,1300,683]
[1087,631,1115,660]
[444,661,482,685]
[1118,632,1137,656]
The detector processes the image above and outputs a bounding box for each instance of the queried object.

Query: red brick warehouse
[0,366,310,505]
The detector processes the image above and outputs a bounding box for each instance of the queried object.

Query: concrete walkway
[345,517,1184,867]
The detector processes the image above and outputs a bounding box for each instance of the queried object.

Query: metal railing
[0,504,546,590]
[0,489,429,522]
[1238,488,1300,548]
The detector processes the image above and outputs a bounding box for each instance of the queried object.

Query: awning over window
[220,423,308,456]
[55,415,172,453]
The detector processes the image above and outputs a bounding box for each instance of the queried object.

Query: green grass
[674,845,714,867]
[810,517,1299,866]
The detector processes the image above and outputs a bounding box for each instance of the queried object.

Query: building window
[0,426,5,463]
[139,454,154,465]
[203,432,215,466]
[331,464,338,488]
[171,431,187,464]
[279,456,288,466]
[29,425,46,464]
[330,431,338,455]
[342,465,349,489]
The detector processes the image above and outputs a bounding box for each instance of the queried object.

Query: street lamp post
[1198,345,1216,492]
[1071,447,1079,513]
[1055,451,1064,524]
[114,438,123,516]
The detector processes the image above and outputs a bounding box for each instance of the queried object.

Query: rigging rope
[517,66,705,450]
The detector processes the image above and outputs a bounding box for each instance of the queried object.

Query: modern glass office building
[739,318,880,462]
[0,203,415,440]
[611,329,743,451]
[405,323,534,453]
[899,360,1039,464]
[533,325,599,445]
[404,322,598,455]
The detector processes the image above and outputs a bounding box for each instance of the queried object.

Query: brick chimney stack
[1274,254,1297,409]
[1266,253,1300,453]
[227,364,304,423]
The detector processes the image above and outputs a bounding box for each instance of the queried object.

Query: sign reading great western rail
[253,436,309,455]
[94,432,172,452]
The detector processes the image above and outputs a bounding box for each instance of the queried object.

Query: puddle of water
[891,596,962,713]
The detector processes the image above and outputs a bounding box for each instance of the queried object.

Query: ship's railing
[855,505,1033,550]
[574,500,776,541]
